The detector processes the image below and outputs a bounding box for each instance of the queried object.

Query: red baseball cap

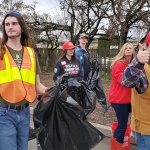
[145,32,150,45]
[63,41,76,50]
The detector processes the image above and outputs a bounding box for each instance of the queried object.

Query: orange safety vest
[0,45,36,103]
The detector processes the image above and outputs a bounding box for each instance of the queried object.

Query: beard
[8,34,21,39]
[7,31,21,39]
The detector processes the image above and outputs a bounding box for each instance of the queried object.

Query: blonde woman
[108,43,135,148]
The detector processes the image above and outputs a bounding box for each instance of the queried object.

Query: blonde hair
[111,43,135,67]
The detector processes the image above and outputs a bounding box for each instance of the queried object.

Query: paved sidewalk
[28,137,137,150]
[28,107,137,150]
[92,137,137,150]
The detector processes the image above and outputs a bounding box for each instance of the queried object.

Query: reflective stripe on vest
[0,46,36,103]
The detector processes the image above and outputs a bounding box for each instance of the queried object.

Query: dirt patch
[39,73,117,127]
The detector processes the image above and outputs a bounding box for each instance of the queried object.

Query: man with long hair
[0,11,46,150]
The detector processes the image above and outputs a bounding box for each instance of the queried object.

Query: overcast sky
[24,0,61,17]
[0,0,61,36]
[24,0,59,9]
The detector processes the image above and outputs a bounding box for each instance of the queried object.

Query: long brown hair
[60,49,76,60]
[0,11,30,59]
[0,37,4,59]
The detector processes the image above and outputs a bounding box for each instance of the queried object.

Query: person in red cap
[122,32,150,150]
[53,41,82,81]
[145,32,150,45]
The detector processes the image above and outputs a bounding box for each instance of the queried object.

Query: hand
[137,43,150,64]
[37,94,43,101]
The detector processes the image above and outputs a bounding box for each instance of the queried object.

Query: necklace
[15,53,20,59]
[8,47,23,60]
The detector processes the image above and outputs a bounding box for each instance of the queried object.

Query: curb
[91,122,136,145]
[91,122,111,137]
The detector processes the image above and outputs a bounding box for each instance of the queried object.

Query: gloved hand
[37,95,43,101]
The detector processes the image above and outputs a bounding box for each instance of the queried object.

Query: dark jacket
[75,46,90,80]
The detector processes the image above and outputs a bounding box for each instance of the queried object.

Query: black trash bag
[33,84,104,150]
[33,85,59,126]
[94,78,107,105]
[88,60,107,106]
[81,83,97,115]
[67,78,96,116]
[28,127,36,141]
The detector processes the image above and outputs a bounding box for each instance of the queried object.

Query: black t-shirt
[53,56,82,81]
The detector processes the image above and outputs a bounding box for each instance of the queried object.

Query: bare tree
[59,0,149,48]
[106,0,150,47]
[59,0,110,47]
[1,0,149,71]
[0,0,71,72]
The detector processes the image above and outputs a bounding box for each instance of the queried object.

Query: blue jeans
[112,104,131,143]
[134,132,150,150]
[0,106,30,150]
